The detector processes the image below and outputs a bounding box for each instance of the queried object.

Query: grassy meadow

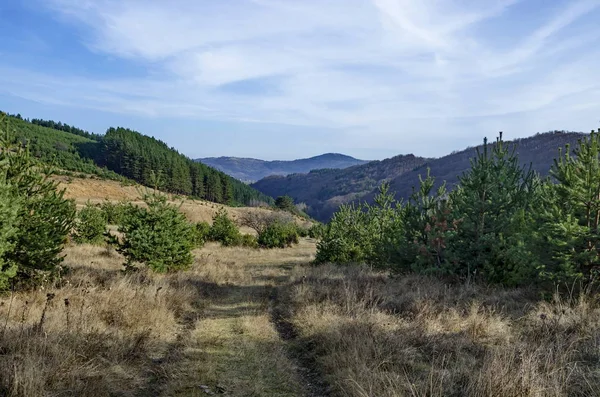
[1,238,599,396]
[0,176,598,397]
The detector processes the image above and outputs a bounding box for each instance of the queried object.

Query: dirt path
[142,241,329,397]
[269,286,331,397]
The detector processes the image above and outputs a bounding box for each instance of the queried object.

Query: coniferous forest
[2,112,273,206]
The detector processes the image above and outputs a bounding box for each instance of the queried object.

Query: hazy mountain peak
[196,154,368,182]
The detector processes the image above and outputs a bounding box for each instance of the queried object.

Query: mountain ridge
[197,153,369,182]
[252,131,588,222]
[251,153,429,220]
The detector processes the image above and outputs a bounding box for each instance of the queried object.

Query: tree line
[1,112,273,206]
[316,130,600,288]
[6,112,102,141]
[96,127,273,205]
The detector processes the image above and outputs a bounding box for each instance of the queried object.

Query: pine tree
[117,193,194,272]
[537,130,600,282]
[208,208,241,246]
[0,114,76,285]
[73,203,107,245]
[389,170,454,274]
[0,171,20,289]
[449,132,539,284]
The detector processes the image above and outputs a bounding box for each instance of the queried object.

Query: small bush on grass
[117,193,194,273]
[308,223,326,239]
[258,221,299,249]
[100,200,129,225]
[191,221,211,248]
[208,208,241,246]
[295,225,309,238]
[73,203,107,244]
[240,234,259,248]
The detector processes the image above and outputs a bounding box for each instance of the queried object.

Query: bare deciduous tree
[238,211,294,234]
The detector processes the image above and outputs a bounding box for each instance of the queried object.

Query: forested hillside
[252,154,428,220]
[98,127,274,204]
[383,130,587,202]
[3,115,122,180]
[2,112,273,206]
[253,131,587,221]
[198,153,369,182]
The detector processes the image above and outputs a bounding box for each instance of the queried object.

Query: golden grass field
[1,177,599,396]
[55,175,311,232]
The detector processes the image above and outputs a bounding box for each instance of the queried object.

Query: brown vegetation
[285,265,600,397]
[55,175,311,234]
[2,225,599,396]
[0,241,315,396]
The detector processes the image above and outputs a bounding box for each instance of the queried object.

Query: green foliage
[0,114,76,287]
[314,133,555,287]
[191,221,211,248]
[100,200,129,225]
[240,234,259,249]
[98,127,274,205]
[308,223,326,239]
[208,208,241,247]
[116,194,194,273]
[257,221,299,249]
[3,113,273,206]
[73,203,107,245]
[386,171,454,274]
[0,174,20,290]
[29,117,101,141]
[314,203,371,264]
[448,133,539,285]
[4,114,123,181]
[275,195,295,212]
[314,184,400,266]
[536,130,600,282]
[295,225,309,238]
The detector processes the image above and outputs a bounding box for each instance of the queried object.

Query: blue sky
[1,0,599,160]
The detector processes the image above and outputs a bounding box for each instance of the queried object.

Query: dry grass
[0,240,316,397]
[156,241,315,396]
[0,244,199,396]
[4,227,598,396]
[56,175,312,234]
[286,265,600,397]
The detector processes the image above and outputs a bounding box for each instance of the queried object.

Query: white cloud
[3,0,600,156]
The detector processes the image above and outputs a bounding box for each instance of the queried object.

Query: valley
[1,112,600,397]
[197,153,369,183]
[252,131,586,221]
[3,1,600,395]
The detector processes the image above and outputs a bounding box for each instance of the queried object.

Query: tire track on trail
[270,285,331,397]
[136,306,200,397]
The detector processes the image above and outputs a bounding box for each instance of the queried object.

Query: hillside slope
[197,153,369,182]
[2,112,272,206]
[55,175,310,232]
[253,131,587,221]
[384,131,586,203]
[252,154,428,220]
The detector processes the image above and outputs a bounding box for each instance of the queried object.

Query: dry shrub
[287,265,600,397]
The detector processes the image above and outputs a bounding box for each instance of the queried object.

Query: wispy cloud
[1,0,599,157]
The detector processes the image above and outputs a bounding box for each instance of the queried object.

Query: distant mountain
[196,153,369,182]
[251,154,429,221]
[252,131,587,222]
